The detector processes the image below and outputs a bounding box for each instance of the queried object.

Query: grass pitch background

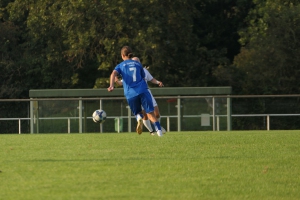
[0,131,299,200]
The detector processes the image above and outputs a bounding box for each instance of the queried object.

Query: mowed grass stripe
[0,131,299,200]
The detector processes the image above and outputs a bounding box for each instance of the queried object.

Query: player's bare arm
[114,76,123,86]
[108,70,119,92]
[150,78,164,87]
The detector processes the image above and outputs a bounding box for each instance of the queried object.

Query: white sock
[136,114,143,121]
[152,122,158,131]
[143,119,153,132]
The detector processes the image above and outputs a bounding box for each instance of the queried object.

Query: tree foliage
[235,0,300,94]
[0,0,252,97]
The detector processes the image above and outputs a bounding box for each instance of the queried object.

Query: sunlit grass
[0,131,299,199]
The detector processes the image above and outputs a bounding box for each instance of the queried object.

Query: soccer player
[115,57,166,135]
[107,46,163,137]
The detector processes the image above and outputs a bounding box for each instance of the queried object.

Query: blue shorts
[127,91,154,115]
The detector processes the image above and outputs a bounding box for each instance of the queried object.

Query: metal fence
[1,95,300,134]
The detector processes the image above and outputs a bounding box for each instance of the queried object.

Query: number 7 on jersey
[129,67,137,82]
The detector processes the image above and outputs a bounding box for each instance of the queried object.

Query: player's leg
[149,106,166,134]
[148,90,166,134]
[141,91,163,137]
[146,112,163,137]
[141,103,154,134]
[127,96,144,134]
[146,90,160,134]
[154,106,160,121]
[141,109,155,135]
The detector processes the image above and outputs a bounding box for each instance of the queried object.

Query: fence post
[217,116,220,131]
[19,119,21,134]
[116,117,120,133]
[167,116,170,132]
[30,100,34,134]
[127,106,131,132]
[177,96,181,132]
[78,98,83,133]
[227,97,232,131]
[267,115,270,131]
[212,97,215,131]
[68,118,70,134]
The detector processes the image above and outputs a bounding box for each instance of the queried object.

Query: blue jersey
[115,60,148,99]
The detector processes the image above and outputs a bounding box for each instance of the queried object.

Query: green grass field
[1,131,299,200]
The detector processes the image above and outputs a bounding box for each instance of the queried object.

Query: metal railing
[1,94,300,133]
[1,113,300,134]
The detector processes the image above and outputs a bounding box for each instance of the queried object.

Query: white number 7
[129,67,136,82]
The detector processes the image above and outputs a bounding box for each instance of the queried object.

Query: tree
[235,0,300,94]
[2,0,254,93]
[0,20,25,98]
[231,0,300,129]
[185,0,254,88]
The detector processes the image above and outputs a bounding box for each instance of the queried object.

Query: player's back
[115,60,148,99]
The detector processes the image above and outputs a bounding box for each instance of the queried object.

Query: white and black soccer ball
[92,109,107,124]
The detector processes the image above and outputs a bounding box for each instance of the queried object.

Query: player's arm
[144,68,164,87]
[150,78,164,87]
[108,70,119,92]
[114,76,123,86]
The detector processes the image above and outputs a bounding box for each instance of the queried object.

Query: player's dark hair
[121,46,133,58]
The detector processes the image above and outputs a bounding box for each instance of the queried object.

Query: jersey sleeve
[114,64,122,75]
[143,68,153,82]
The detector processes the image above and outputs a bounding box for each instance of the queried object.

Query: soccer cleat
[150,131,155,136]
[161,127,166,134]
[136,115,143,135]
[157,130,163,137]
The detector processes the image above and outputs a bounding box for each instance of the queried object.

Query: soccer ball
[92,109,107,124]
